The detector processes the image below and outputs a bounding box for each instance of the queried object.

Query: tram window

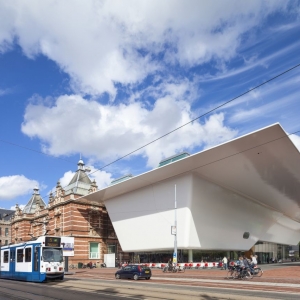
[17,249,23,263]
[25,248,32,262]
[4,251,9,263]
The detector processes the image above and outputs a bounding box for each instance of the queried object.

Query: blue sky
[0,0,300,210]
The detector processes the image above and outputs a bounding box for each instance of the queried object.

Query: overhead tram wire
[0,138,78,165]
[32,62,300,203]
[44,129,300,217]
[38,129,300,204]
[63,62,300,180]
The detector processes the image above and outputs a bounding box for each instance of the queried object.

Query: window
[0,227,2,235]
[5,228,8,236]
[5,240,8,245]
[4,251,9,263]
[17,249,23,263]
[89,242,99,259]
[25,248,32,262]
[107,244,116,254]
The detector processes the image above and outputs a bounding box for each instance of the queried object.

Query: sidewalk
[67,262,300,286]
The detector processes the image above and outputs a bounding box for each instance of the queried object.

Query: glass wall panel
[254,241,290,263]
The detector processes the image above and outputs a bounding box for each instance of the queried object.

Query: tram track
[1,276,300,300]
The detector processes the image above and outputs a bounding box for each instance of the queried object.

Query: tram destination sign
[45,237,61,247]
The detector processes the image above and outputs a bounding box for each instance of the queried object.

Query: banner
[61,237,74,257]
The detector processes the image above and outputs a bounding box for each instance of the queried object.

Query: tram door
[32,245,40,281]
[9,249,16,278]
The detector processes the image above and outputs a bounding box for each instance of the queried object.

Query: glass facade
[133,241,292,264]
[254,241,289,263]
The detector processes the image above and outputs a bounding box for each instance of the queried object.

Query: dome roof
[22,188,46,214]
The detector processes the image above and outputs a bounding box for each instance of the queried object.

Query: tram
[0,236,64,282]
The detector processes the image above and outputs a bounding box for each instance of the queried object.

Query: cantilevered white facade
[84,124,300,252]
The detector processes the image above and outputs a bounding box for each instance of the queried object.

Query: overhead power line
[1,62,300,204]
[0,138,77,165]
[76,62,300,178]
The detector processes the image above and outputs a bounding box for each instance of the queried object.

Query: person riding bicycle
[168,258,173,271]
[235,256,245,276]
[250,254,257,266]
[249,254,258,274]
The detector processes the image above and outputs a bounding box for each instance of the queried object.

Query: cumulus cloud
[0,0,288,96]
[0,175,40,200]
[58,167,113,190]
[22,82,237,168]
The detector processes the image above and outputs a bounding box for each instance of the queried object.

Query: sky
[0,0,300,210]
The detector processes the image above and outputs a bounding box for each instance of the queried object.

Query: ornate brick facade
[10,160,129,266]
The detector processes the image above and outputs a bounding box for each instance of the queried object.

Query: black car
[115,265,151,280]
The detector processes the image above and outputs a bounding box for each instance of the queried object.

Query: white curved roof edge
[80,123,300,214]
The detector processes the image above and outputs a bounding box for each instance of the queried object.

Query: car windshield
[42,248,63,262]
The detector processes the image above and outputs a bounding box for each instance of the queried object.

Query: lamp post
[172,185,177,264]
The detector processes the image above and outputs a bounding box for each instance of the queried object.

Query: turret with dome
[22,186,46,214]
[64,159,97,196]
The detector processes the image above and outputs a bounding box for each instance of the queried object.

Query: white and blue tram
[0,236,64,282]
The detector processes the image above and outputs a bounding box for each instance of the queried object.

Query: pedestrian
[222,256,228,270]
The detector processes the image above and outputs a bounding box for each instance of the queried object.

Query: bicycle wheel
[242,270,253,280]
[227,270,234,279]
[256,268,263,277]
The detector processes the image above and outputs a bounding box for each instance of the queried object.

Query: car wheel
[133,274,139,280]
[115,274,120,279]
[146,277,150,280]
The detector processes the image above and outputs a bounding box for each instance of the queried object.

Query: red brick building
[11,159,129,267]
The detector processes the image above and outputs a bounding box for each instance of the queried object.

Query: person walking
[222,256,228,270]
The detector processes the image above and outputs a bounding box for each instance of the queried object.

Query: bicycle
[163,265,177,273]
[250,266,263,277]
[68,264,77,269]
[176,265,185,272]
[237,267,253,280]
[227,266,238,279]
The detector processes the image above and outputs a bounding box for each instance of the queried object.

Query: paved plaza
[66,262,300,294]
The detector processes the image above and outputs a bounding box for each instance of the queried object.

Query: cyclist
[249,254,258,275]
[168,258,173,271]
[251,254,258,266]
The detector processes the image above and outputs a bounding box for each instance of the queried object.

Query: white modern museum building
[85,123,300,264]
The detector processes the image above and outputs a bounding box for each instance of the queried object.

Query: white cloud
[58,167,113,190]
[10,204,25,210]
[0,88,11,96]
[0,0,288,96]
[228,90,300,124]
[0,175,40,200]
[22,82,237,168]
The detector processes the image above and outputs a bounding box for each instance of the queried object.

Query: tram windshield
[42,248,63,262]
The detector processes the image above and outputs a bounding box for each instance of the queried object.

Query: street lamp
[171,185,178,264]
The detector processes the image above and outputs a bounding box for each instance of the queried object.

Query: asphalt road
[0,276,299,300]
